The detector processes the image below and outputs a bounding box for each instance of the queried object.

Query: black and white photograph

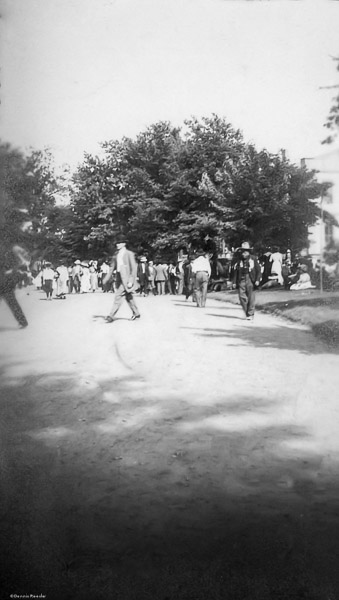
[1,0,339,598]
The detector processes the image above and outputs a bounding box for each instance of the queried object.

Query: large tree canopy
[1,114,327,265]
[69,115,326,259]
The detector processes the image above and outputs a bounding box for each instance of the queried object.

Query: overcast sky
[1,0,339,169]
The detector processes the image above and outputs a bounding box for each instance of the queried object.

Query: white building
[304,147,339,260]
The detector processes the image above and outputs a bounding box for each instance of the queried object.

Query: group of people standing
[136,258,185,297]
[136,252,212,307]
[34,259,113,299]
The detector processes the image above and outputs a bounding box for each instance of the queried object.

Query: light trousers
[108,279,139,318]
[194,271,209,307]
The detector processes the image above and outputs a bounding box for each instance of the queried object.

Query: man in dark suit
[136,256,149,296]
[104,234,140,322]
[232,242,261,321]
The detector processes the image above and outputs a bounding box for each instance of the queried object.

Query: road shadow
[1,360,339,599]
[173,302,197,308]
[260,295,339,311]
[207,312,244,320]
[182,323,333,355]
[92,315,131,322]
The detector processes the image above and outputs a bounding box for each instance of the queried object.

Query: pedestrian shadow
[183,324,332,355]
[206,313,244,320]
[92,315,130,321]
[262,294,339,311]
[173,303,197,308]
[207,304,239,310]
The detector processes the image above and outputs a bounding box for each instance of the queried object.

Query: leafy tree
[0,141,71,262]
[68,116,326,259]
[227,147,326,252]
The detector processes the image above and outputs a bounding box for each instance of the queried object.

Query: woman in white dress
[89,261,98,292]
[290,265,315,290]
[269,247,284,285]
[56,263,69,298]
[80,262,91,293]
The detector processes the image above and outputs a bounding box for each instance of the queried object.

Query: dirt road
[1,288,339,599]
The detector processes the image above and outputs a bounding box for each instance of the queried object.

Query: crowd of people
[258,246,316,291]
[32,260,110,299]
[19,242,325,306]
[4,227,339,329]
[24,239,217,320]
[30,254,209,301]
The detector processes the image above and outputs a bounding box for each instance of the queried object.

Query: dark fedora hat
[116,233,127,244]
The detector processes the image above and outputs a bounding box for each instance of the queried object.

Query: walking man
[154,261,168,295]
[0,244,29,328]
[104,234,140,322]
[72,260,82,293]
[191,249,211,307]
[137,256,148,296]
[232,242,261,320]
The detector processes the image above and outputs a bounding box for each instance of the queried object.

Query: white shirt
[191,256,211,276]
[117,247,126,272]
[100,262,109,274]
[42,268,55,280]
[57,265,68,280]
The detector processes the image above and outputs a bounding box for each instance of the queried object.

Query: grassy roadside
[209,288,339,347]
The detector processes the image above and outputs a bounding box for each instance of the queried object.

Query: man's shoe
[130,314,141,321]
[246,316,254,321]
[105,316,114,323]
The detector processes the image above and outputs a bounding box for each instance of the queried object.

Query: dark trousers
[0,288,28,327]
[71,275,81,293]
[168,275,177,294]
[238,276,255,316]
[138,283,147,295]
[44,280,53,298]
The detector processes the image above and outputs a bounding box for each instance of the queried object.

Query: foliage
[69,116,326,258]
[1,113,327,265]
[0,141,71,262]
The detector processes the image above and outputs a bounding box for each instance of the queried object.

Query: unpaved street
[1,288,339,599]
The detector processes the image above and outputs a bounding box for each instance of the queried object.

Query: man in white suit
[104,234,140,322]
